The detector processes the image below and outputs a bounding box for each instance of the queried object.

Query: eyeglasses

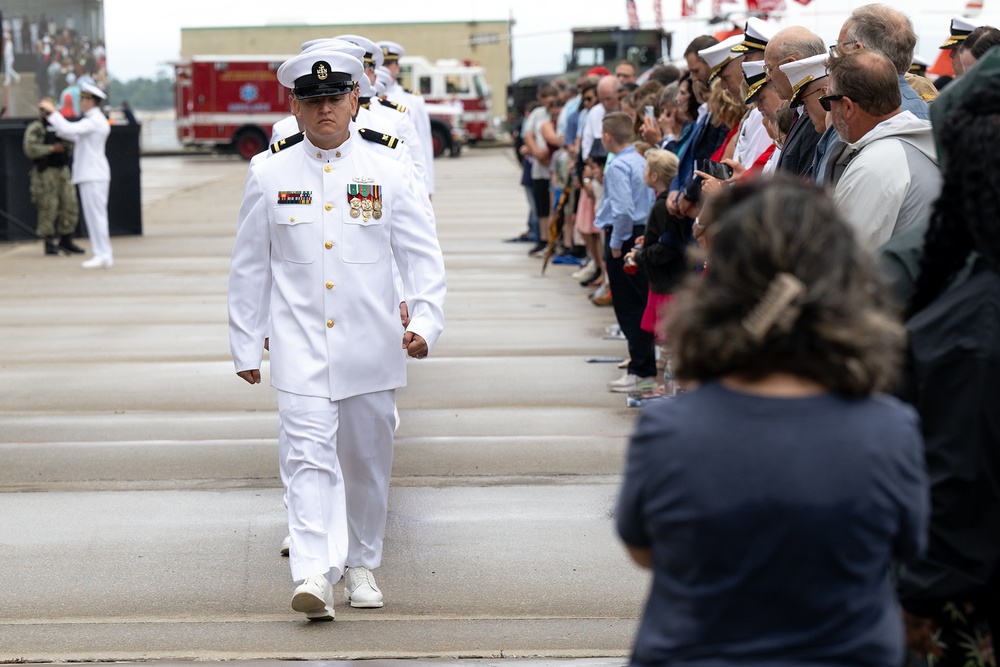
[818,94,846,111]
[829,41,858,57]
[799,87,825,102]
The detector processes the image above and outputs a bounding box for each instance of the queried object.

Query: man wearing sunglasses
[823,50,939,252]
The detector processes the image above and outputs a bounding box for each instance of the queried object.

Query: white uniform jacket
[388,82,435,195]
[366,100,429,194]
[46,107,110,184]
[229,132,446,401]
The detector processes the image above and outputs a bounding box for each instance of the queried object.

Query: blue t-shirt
[616,381,927,667]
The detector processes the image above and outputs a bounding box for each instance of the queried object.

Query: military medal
[347,182,383,221]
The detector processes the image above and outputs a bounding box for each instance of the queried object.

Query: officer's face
[291,89,359,149]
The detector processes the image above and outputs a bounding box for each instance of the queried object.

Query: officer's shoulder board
[379,97,407,114]
[406,88,422,97]
[270,132,304,154]
[358,127,401,149]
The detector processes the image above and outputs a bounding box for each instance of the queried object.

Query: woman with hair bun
[616,177,928,667]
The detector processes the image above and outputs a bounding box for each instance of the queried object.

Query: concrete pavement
[0,147,649,661]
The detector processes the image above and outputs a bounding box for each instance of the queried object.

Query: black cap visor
[293,69,355,99]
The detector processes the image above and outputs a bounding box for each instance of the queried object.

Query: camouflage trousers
[30,167,79,238]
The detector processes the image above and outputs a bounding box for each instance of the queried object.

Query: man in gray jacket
[824,50,940,252]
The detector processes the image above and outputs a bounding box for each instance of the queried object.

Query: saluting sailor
[228,50,446,621]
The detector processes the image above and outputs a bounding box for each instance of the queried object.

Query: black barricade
[0,118,142,241]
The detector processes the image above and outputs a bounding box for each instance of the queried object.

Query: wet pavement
[0,147,648,662]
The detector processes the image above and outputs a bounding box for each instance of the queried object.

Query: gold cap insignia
[316,63,329,80]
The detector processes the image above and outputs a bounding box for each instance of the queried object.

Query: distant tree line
[108,73,173,110]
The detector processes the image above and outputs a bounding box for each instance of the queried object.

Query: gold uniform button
[324,165,332,173]
[335,151,342,158]
[325,203,332,211]
[326,282,334,289]
[327,320,335,328]
[316,152,323,158]
[289,216,295,222]
[325,242,333,249]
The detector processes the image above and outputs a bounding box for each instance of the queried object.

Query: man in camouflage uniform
[22,102,84,256]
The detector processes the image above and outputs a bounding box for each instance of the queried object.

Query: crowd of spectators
[2,13,107,105]
[510,6,1000,667]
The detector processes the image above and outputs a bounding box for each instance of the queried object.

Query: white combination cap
[941,15,984,49]
[277,51,363,99]
[779,53,828,107]
[335,34,383,68]
[741,59,768,104]
[80,81,107,100]
[699,35,746,83]
[732,17,779,53]
[378,40,405,62]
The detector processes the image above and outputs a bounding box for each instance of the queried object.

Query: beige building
[181,21,511,125]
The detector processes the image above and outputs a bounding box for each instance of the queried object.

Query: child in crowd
[630,149,682,396]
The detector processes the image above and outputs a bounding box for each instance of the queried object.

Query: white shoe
[81,257,112,269]
[608,372,635,389]
[344,566,384,608]
[280,535,290,557]
[291,574,334,621]
[609,375,656,394]
[571,259,594,280]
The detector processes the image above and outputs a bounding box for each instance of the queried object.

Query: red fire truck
[175,55,466,160]
[174,55,291,159]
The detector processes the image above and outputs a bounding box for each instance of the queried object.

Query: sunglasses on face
[818,94,845,111]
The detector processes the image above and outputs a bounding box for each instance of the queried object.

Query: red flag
[626,0,640,28]
[654,0,664,27]
[748,0,786,10]
[681,0,700,17]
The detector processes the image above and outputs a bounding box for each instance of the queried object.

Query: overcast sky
[102,0,997,82]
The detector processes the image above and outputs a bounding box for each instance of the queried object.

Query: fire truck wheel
[431,127,449,159]
[234,128,268,160]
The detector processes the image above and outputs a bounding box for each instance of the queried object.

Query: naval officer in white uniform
[40,81,113,269]
[228,50,446,621]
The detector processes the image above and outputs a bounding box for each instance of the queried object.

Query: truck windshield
[445,74,471,94]
[474,74,489,98]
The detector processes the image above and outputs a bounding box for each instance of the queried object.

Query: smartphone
[644,105,655,130]
[696,158,733,180]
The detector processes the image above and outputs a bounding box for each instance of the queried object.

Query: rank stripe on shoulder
[358,127,400,149]
[271,132,304,154]
[379,98,407,113]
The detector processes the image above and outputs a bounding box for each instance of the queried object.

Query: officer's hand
[51,142,65,154]
[237,369,261,384]
[402,331,428,359]
[39,99,56,115]
[399,301,410,328]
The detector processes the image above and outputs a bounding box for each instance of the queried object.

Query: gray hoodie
[829,111,940,252]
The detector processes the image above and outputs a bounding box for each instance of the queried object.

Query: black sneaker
[528,241,547,255]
